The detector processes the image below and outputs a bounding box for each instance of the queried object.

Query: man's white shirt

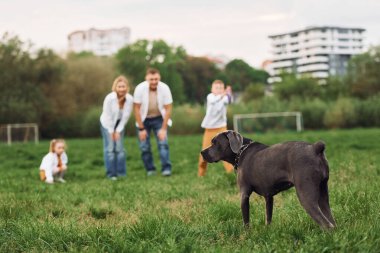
[133,81,173,126]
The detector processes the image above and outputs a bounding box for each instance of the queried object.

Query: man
[133,68,173,176]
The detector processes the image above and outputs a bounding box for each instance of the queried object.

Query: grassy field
[0,128,380,252]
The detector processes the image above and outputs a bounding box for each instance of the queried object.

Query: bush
[354,96,380,127]
[171,104,204,135]
[241,83,265,102]
[43,115,84,138]
[298,99,329,129]
[39,96,380,137]
[274,74,321,100]
[81,107,102,137]
[324,97,357,128]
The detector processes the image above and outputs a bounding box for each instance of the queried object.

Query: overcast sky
[1,0,379,67]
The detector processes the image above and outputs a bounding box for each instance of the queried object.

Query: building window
[338,29,349,34]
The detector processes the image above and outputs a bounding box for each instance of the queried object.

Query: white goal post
[0,123,39,145]
[233,112,303,133]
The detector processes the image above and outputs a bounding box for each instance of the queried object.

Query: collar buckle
[234,141,253,171]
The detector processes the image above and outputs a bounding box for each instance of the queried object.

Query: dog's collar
[234,141,254,171]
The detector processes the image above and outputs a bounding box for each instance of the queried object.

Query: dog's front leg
[241,190,252,227]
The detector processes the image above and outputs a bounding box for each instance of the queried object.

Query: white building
[68,27,131,56]
[267,26,365,82]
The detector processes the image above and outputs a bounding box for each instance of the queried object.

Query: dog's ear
[226,131,243,154]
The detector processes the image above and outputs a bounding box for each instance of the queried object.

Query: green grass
[1,128,380,252]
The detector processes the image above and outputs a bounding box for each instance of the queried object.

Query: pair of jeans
[101,125,126,177]
[138,116,172,173]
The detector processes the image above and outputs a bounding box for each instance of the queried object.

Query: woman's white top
[100,92,134,133]
[201,93,232,129]
[39,152,68,182]
[133,81,173,126]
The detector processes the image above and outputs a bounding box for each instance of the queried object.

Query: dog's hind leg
[295,181,335,229]
[241,188,253,227]
[318,179,336,227]
[265,196,273,225]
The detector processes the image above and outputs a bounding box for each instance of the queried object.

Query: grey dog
[200,130,336,229]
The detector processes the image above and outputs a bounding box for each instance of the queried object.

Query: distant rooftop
[68,27,130,38]
[269,26,366,38]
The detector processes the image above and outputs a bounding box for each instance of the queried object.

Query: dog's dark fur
[201,130,336,229]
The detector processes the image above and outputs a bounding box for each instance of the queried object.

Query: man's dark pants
[138,116,172,173]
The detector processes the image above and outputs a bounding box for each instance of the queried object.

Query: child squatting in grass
[39,139,68,184]
[198,80,234,176]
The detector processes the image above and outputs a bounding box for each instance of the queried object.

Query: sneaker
[147,171,156,177]
[57,178,66,183]
[162,170,171,177]
[110,177,118,181]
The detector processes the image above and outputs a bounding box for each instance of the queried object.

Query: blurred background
[0,0,379,140]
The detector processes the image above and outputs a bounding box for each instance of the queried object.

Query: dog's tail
[313,141,325,155]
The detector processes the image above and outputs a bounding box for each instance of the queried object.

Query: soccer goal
[0,123,39,145]
[233,112,303,134]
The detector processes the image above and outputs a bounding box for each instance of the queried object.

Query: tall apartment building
[68,27,131,56]
[267,26,365,82]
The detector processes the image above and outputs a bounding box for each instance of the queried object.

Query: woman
[100,76,133,180]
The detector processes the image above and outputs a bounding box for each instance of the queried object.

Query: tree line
[0,32,379,137]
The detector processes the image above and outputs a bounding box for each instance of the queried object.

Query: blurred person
[133,68,173,176]
[198,80,233,177]
[39,139,68,184]
[100,75,133,180]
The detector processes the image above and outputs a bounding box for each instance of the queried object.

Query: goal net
[233,112,303,134]
[0,123,39,145]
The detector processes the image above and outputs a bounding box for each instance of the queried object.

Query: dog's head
[201,130,244,163]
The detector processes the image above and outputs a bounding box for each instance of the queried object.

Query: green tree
[346,46,380,98]
[116,39,186,103]
[67,51,96,59]
[177,56,220,103]
[275,73,321,100]
[41,55,116,137]
[320,77,348,100]
[224,59,269,91]
[0,34,64,125]
[242,83,266,102]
